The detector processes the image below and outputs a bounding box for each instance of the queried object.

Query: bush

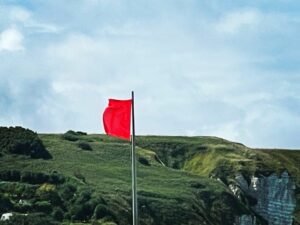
[77,141,92,151]
[63,212,71,220]
[15,199,32,213]
[21,171,32,183]
[49,173,65,184]
[59,184,76,201]
[76,189,92,204]
[93,204,116,220]
[9,170,21,181]
[17,171,65,185]
[70,203,93,221]
[76,131,87,135]
[34,201,52,213]
[21,184,36,199]
[52,207,64,221]
[62,134,78,142]
[65,130,78,136]
[74,171,86,183]
[62,130,79,142]
[36,187,63,207]
[0,126,51,159]
[20,171,49,184]
[0,170,21,181]
[0,194,13,214]
[34,172,50,184]
[138,157,150,166]
[69,192,107,222]
[190,182,205,189]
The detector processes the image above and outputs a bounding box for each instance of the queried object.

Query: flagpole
[131,91,138,225]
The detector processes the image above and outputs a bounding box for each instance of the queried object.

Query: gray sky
[1,0,300,148]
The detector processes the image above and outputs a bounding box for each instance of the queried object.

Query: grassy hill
[0,128,299,225]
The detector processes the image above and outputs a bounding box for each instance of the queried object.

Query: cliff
[137,136,300,225]
[233,171,296,225]
[0,128,299,225]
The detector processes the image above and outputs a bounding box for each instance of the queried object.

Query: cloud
[216,9,262,33]
[9,6,31,22]
[26,21,62,33]
[0,76,53,129]
[1,5,62,34]
[13,15,300,148]
[1,1,300,148]
[0,28,24,51]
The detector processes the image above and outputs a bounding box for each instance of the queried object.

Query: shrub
[15,199,32,213]
[138,157,150,166]
[93,204,116,220]
[76,189,92,204]
[0,194,13,214]
[65,130,78,136]
[21,171,32,183]
[9,170,21,181]
[20,171,49,184]
[59,183,76,201]
[77,141,92,151]
[0,126,51,159]
[34,201,52,213]
[49,173,65,184]
[14,183,25,195]
[76,131,87,135]
[62,130,79,142]
[62,134,78,142]
[68,189,102,221]
[63,212,71,220]
[0,170,17,181]
[36,187,63,207]
[89,195,107,207]
[21,185,36,199]
[70,203,93,221]
[34,172,49,184]
[17,171,65,185]
[74,171,86,183]
[52,207,64,221]
[190,182,205,189]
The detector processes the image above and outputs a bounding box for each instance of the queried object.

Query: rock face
[235,215,257,225]
[235,171,296,225]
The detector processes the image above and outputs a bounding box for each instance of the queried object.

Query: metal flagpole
[131,91,138,225]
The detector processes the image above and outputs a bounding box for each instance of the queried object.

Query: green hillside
[0,127,299,225]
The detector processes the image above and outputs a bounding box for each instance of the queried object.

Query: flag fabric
[103,99,132,140]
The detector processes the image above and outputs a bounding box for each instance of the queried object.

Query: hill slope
[0,128,299,225]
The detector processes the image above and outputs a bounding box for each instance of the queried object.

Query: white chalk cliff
[233,171,296,225]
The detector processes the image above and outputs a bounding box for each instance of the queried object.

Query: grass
[0,133,299,225]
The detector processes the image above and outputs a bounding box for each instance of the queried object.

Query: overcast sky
[1,0,300,148]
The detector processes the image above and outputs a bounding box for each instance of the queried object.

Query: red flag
[103,99,132,140]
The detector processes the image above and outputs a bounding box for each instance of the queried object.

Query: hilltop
[0,127,299,225]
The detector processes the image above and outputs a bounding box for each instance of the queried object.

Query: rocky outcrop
[235,215,256,225]
[233,171,296,225]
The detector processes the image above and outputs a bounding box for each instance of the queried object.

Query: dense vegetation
[0,127,299,225]
[0,127,51,159]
